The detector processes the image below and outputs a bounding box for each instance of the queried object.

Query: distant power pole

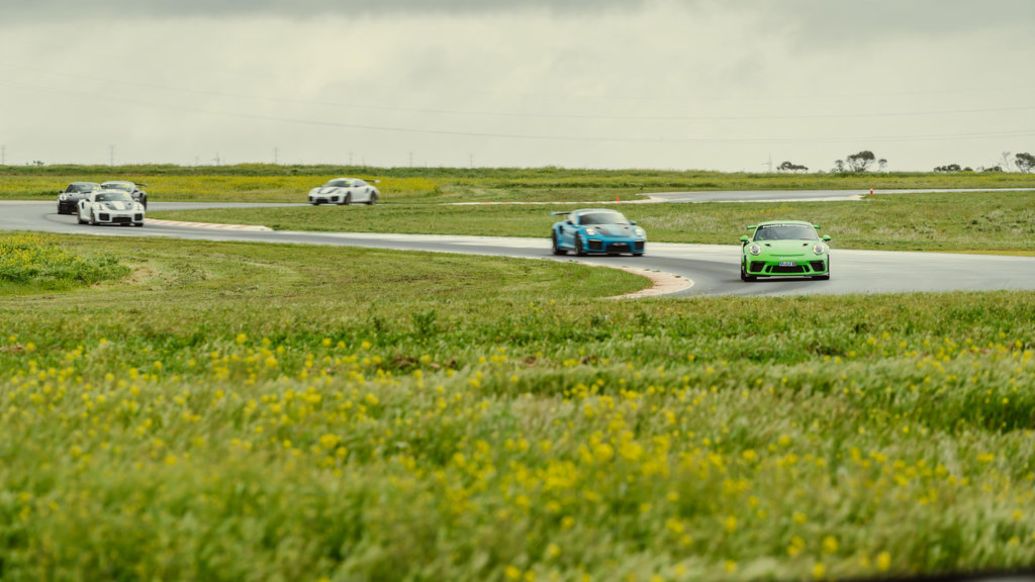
[273,147,279,165]
[766,153,773,173]
[408,151,414,167]
[0,145,5,165]
[469,153,474,168]
[213,153,222,166]
[348,152,354,166]
[109,145,116,166]
[1002,152,1013,172]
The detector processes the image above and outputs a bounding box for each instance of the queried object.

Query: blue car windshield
[580,211,629,225]
[754,224,819,241]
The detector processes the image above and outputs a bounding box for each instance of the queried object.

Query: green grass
[0,233,129,294]
[3,164,1035,203]
[0,235,1033,580]
[153,190,1035,254]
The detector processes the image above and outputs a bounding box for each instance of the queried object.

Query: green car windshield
[754,224,818,241]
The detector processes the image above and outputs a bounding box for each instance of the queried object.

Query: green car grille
[748,259,826,275]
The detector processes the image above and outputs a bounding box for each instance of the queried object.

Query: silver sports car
[308,178,379,205]
[77,190,146,227]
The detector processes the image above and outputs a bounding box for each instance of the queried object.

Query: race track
[3,200,1035,298]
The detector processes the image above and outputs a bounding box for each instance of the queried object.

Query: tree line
[775,151,1034,173]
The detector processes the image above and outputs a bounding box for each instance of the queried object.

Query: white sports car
[77,189,145,227]
[308,178,379,205]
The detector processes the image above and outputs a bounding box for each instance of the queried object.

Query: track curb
[146,218,273,232]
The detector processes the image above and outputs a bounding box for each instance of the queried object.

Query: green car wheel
[740,260,756,282]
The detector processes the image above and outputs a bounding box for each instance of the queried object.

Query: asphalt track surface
[3,200,1035,297]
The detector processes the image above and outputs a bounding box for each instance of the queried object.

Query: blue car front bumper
[583,236,645,255]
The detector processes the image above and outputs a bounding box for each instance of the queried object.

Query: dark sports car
[57,182,101,215]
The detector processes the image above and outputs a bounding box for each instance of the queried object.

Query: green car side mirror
[739,235,750,245]
[813,224,821,229]
[822,235,831,242]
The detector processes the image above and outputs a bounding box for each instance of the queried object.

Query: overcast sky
[1,0,1033,171]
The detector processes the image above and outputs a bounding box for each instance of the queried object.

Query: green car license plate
[779,261,796,267]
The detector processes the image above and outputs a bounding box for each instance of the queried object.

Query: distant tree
[983,165,1004,173]
[962,167,973,172]
[845,150,877,172]
[934,163,962,173]
[1016,152,1035,173]
[30,160,44,167]
[878,158,888,172]
[833,160,846,173]
[778,161,809,173]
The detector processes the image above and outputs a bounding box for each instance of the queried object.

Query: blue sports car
[550,208,646,256]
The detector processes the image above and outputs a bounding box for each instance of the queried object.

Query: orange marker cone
[616,195,620,204]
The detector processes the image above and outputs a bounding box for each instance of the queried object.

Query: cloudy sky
[0,0,1033,170]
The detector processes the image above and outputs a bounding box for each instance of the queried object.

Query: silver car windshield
[68,183,98,193]
[580,211,629,225]
[754,225,819,241]
[96,192,133,203]
[103,183,134,191]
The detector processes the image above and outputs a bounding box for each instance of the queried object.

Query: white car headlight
[585,227,598,236]
[748,244,761,256]
[59,194,68,201]
[634,227,646,237]
[813,243,827,255]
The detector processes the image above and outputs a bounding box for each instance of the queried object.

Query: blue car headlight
[634,226,646,237]
[585,227,598,236]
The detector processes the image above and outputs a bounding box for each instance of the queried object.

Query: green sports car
[739,221,831,281]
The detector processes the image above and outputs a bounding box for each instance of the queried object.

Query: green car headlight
[748,244,761,256]
[813,243,827,255]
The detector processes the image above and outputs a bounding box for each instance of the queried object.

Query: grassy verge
[0,235,1033,579]
[0,233,129,294]
[152,190,1035,254]
[3,165,1035,203]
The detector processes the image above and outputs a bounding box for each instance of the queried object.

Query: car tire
[340,194,352,206]
[77,213,86,225]
[740,261,756,282]
[366,193,378,205]
[89,211,97,226]
[812,257,831,280]
[632,253,644,257]
[575,236,587,257]
[551,231,566,255]
[134,223,144,228]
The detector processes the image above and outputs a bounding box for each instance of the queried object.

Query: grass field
[3,164,1035,203]
[152,190,1035,254]
[1,234,1033,579]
